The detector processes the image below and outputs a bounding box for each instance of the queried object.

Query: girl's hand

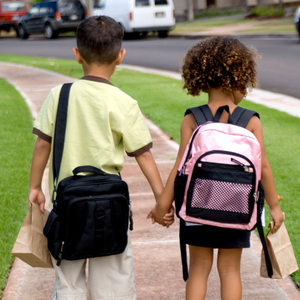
[269,205,284,233]
[163,205,175,228]
[147,204,168,226]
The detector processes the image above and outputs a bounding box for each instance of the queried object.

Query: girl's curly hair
[181,36,259,96]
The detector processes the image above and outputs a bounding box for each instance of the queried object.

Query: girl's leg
[186,246,213,300]
[217,248,243,300]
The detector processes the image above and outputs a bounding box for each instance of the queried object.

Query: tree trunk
[187,0,194,22]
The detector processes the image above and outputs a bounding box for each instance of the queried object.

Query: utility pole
[83,0,94,17]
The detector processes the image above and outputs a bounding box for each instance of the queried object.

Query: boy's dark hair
[76,16,124,65]
[181,36,259,97]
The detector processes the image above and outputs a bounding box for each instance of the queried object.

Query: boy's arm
[135,150,164,202]
[28,137,51,213]
[148,115,195,226]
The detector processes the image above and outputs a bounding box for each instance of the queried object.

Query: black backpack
[43,83,133,266]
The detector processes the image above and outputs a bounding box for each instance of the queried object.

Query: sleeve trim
[32,127,52,143]
[126,142,153,157]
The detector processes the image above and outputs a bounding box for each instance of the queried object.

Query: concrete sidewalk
[1,62,300,300]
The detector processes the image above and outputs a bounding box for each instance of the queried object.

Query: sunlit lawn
[0,78,35,292]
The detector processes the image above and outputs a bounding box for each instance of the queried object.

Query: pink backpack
[174,105,273,280]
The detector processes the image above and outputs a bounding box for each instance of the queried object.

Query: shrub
[251,5,285,17]
[194,6,246,19]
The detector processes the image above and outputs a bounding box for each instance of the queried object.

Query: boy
[28,16,170,300]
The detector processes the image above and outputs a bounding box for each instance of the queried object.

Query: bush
[194,6,246,19]
[251,5,285,17]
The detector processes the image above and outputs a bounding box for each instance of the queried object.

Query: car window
[94,0,106,9]
[155,0,168,4]
[136,0,149,6]
[2,1,26,12]
[58,0,84,12]
[39,7,48,13]
[29,4,40,15]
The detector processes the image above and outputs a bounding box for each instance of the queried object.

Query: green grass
[0,55,300,286]
[172,16,295,35]
[0,78,35,292]
[258,18,294,26]
[238,27,296,34]
[175,18,250,29]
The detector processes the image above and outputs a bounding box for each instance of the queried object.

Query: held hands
[28,188,45,213]
[147,204,174,228]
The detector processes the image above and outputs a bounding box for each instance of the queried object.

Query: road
[0,35,299,98]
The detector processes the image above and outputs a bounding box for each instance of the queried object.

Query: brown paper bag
[12,202,53,268]
[261,221,298,279]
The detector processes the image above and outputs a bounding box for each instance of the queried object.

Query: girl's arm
[247,116,284,233]
[148,114,195,226]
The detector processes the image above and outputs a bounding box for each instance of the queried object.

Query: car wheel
[45,24,58,39]
[158,30,168,38]
[15,26,20,37]
[18,24,29,39]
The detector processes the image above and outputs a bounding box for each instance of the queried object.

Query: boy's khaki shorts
[51,234,136,300]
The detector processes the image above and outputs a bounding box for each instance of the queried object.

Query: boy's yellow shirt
[33,76,152,194]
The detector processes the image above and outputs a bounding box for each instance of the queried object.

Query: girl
[148,36,284,300]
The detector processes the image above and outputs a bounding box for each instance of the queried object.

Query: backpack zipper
[231,158,250,172]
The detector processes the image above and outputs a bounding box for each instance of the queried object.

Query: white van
[93,0,175,37]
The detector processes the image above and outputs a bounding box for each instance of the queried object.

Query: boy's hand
[28,188,45,213]
[163,205,175,228]
[147,204,171,227]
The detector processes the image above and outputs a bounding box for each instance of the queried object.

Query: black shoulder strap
[185,105,213,126]
[185,105,259,128]
[52,83,72,204]
[256,182,273,278]
[231,106,260,128]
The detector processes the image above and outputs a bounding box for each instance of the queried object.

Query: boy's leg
[88,233,136,300]
[186,246,213,300]
[51,256,87,300]
[217,248,242,300]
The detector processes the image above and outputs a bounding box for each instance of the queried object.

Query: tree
[187,0,194,21]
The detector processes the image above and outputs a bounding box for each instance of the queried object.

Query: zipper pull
[253,192,258,203]
[231,158,249,172]
[56,241,64,266]
[179,163,186,176]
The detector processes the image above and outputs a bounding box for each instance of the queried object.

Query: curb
[168,33,298,39]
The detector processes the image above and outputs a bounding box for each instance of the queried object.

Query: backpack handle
[213,105,234,123]
[73,166,107,176]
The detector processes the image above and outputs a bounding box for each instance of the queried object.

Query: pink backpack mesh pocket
[190,179,252,214]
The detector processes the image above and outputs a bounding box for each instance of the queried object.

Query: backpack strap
[230,106,260,128]
[185,105,259,128]
[184,104,213,126]
[256,182,273,278]
[52,83,72,207]
[180,219,189,281]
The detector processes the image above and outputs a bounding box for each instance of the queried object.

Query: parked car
[17,0,88,39]
[93,0,175,38]
[295,6,300,38]
[0,0,28,36]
